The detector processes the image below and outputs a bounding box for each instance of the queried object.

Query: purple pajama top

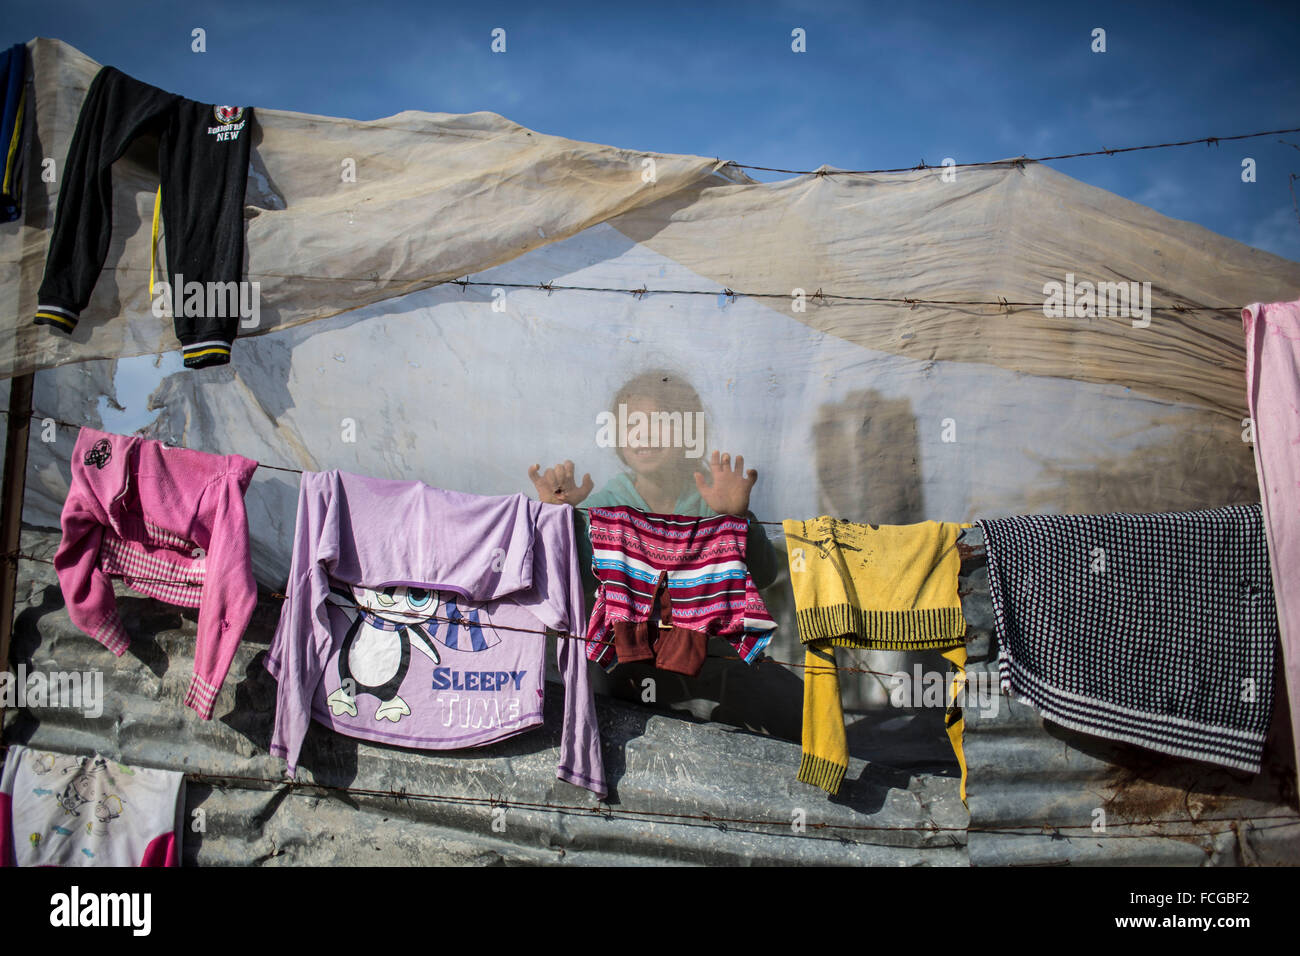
[266,470,606,798]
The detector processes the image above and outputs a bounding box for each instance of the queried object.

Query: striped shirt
[584,505,776,669]
[98,517,206,609]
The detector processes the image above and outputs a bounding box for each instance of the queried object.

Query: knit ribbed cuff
[91,610,130,656]
[798,604,967,651]
[797,752,847,795]
[33,303,79,333]
[183,673,222,720]
[181,339,233,369]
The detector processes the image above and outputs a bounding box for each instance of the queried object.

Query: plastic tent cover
[8,37,1300,725]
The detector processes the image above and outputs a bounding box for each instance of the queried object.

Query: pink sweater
[55,427,259,719]
[1243,298,1300,792]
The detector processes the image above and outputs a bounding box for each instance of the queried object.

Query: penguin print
[327,585,444,722]
[325,582,503,723]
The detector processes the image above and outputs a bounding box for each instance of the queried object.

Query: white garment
[1,745,184,866]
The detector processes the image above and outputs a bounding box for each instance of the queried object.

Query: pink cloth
[1243,298,1300,784]
[140,832,179,867]
[55,427,259,719]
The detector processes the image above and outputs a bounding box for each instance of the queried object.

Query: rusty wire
[0,736,1291,843]
[121,768,1300,840]
[4,406,982,678]
[2,548,939,677]
[15,409,995,539]
[436,277,1241,313]
[723,126,1300,175]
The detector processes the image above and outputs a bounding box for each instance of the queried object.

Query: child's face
[622,394,692,478]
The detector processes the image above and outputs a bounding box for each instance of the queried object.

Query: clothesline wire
[0,741,1290,845]
[132,768,1300,839]
[1,406,982,677]
[13,408,302,476]
[19,126,1285,308]
[433,278,1240,314]
[722,125,1300,175]
[1,549,915,677]
[24,406,970,530]
[2,482,1292,837]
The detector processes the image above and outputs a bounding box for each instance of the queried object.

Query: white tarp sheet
[9,36,1300,722]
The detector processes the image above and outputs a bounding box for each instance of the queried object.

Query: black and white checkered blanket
[978,504,1278,772]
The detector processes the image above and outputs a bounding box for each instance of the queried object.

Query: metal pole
[0,372,35,738]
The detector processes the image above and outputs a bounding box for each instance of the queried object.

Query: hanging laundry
[979,505,1278,772]
[1242,297,1300,788]
[783,517,969,797]
[1,745,184,866]
[0,42,28,223]
[574,470,781,594]
[55,427,259,719]
[32,65,252,368]
[266,471,605,798]
[584,505,776,677]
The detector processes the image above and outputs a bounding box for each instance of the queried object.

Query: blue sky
[9,0,1300,260]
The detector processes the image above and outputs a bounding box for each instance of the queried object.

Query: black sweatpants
[34,66,252,369]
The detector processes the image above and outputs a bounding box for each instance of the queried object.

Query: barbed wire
[721,125,1300,175]
[125,768,1300,840]
[2,247,1251,382]
[228,123,1300,306]
[435,277,1242,314]
[5,271,1246,318]
[1,407,985,679]
[17,408,989,537]
[2,548,931,677]
[2,125,1286,400]
[0,739,1292,847]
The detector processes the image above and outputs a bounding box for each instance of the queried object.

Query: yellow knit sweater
[783,517,970,799]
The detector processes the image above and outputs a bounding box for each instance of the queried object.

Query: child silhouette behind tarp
[527,369,777,596]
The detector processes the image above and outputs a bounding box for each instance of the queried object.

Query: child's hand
[694,450,757,516]
[528,460,594,506]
